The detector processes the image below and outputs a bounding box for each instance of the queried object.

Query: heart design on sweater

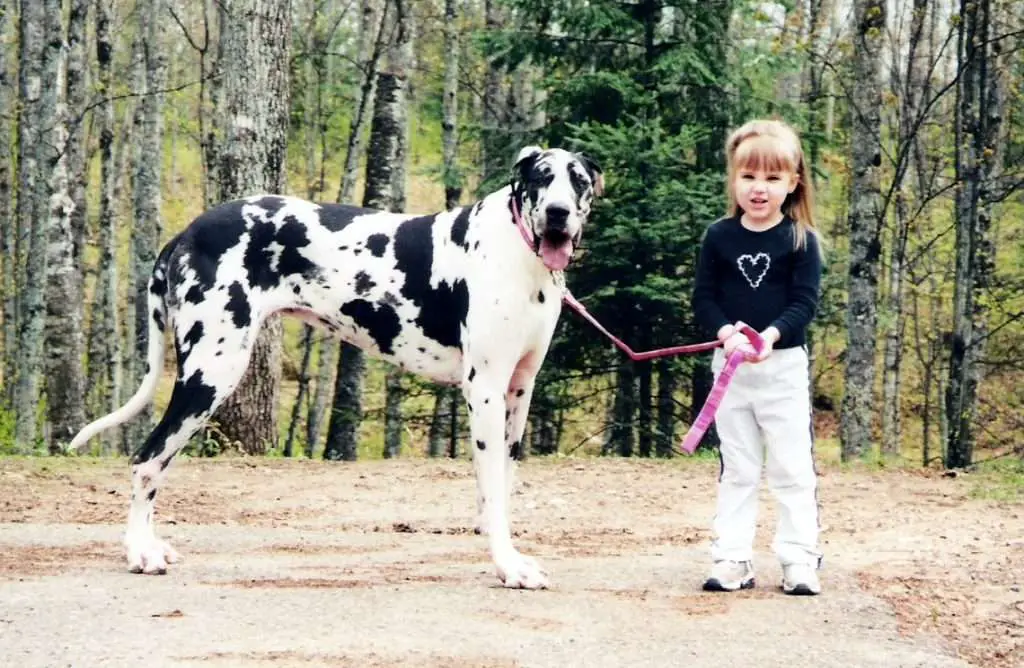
[737,252,771,289]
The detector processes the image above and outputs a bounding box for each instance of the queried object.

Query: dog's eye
[530,171,554,187]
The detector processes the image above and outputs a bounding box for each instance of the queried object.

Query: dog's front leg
[465,373,548,589]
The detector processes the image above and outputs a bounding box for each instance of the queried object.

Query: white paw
[495,550,549,590]
[125,538,180,575]
[474,512,490,536]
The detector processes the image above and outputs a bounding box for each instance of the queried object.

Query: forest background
[0,0,1021,475]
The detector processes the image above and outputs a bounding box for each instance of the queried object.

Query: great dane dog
[70,146,604,589]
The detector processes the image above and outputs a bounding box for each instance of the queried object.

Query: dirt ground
[0,455,1021,668]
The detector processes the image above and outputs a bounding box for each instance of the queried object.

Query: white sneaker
[781,563,821,595]
[703,560,755,592]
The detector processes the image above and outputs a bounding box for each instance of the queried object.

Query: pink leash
[511,196,765,454]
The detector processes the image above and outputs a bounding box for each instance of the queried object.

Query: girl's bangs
[732,134,797,173]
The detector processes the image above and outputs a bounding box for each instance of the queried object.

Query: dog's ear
[513,145,543,177]
[576,152,605,197]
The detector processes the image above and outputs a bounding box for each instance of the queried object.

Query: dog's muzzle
[537,205,576,271]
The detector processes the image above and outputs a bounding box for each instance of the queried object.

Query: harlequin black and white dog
[70,146,604,589]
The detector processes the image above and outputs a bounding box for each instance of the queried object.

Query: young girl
[691,118,824,595]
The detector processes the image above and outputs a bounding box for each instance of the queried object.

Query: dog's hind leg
[124,313,260,574]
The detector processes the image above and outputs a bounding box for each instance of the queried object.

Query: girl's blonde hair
[725,118,819,252]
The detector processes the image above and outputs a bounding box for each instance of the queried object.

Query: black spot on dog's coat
[318,203,373,232]
[225,282,251,328]
[179,201,248,299]
[366,233,389,257]
[476,440,486,451]
[340,299,402,355]
[468,367,476,382]
[153,309,165,332]
[450,207,472,251]
[393,215,469,349]
[354,271,376,296]
[133,370,217,465]
[177,322,205,369]
[255,196,287,217]
[184,285,204,304]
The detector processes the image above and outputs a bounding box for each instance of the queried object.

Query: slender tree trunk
[428,386,457,457]
[324,344,364,461]
[43,0,86,451]
[380,0,413,460]
[945,0,1003,469]
[425,5,464,458]
[323,0,388,461]
[441,0,461,210]
[605,359,636,457]
[839,0,886,461]
[481,0,506,186]
[125,0,169,453]
[66,0,89,268]
[655,359,676,457]
[210,0,291,456]
[637,361,652,457]
[880,0,930,458]
[326,0,411,461]
[307,340,337,456]
[0,1,14,397]
[337,0,386,204]
[285,326,315,458]
[12,0,50,449]
[86,0,123,449]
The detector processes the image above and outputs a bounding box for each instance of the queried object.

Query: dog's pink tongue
[540,239,572,270]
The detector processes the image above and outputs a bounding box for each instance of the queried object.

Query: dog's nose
[545,205,570,229]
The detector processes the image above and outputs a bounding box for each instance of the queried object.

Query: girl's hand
[747,327,780,363]
[723,331,756,358]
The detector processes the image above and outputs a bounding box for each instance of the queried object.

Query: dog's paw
[495,551,549,590]
[474,513,490,536]
[126,539,180,575]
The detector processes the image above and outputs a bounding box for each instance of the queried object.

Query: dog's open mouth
[539,230,573,271]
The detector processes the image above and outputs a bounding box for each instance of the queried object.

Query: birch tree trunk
[86,0,123,449]
[43,0,86,451]
[481,0,506,185]
[945,0,1004,469]
[367,0,413,460]
[125,0,168,453]
[426,0,462,458]
[0,0,13,396]
[211,0,291,456]
[319,0,386,460]
[12,0,49,449]
[839,0,886,461]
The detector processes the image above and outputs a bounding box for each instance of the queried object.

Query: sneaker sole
[782,583,820,596]
[703,577,755,592]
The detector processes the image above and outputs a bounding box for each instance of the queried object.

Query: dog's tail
[69,251,173,452]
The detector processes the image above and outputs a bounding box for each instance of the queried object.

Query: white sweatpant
[709,346,821,567]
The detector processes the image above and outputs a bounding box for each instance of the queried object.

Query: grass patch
[967,458,1024,502]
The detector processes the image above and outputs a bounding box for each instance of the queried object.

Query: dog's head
[512,146,604,271]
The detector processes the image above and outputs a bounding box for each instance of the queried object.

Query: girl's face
[732,165,798,227]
